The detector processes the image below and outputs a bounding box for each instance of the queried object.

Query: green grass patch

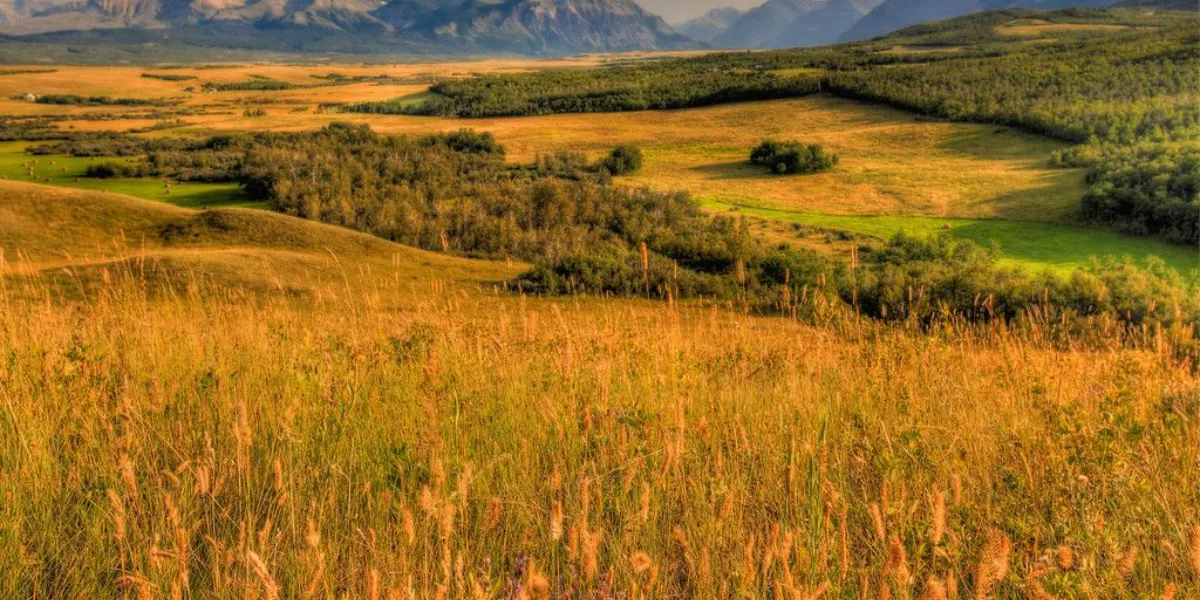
[0,142,258,210]
[389,91,440,108]
[703,199,1199,278]
[340,91,447,114]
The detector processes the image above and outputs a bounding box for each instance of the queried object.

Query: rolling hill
[0,180,516,299]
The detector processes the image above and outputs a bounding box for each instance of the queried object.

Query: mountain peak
[714,0,863,49]
[674,5,745,43]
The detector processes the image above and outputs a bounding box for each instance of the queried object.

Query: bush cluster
[601,145,643,176]
[84,162,143,178]
[750,141,838,175]
[34,94,170,107]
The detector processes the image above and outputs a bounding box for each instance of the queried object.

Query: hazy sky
[639,0,765,24]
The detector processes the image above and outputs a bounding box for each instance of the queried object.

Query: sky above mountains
[640,0,765,22]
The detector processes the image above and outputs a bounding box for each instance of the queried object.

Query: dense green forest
[51,122,1196,329]
[1081,144,1199,244]
[344,68,824,117]
[344,9,1199,245]
[29,94,175,107]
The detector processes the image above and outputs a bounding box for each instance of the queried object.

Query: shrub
[84,162,137,178]
[750,140,838,175]
[601,145,644,176]
[426,129,505,157]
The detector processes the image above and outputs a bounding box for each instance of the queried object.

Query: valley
[0,59,1192,275]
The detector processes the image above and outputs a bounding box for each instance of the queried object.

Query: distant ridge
[1113,0,1198,9]
[840,0,1123,42]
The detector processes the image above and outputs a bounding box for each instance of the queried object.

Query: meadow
[0,69,1191,276]
[1,181,1198,599]
[0,12,1198,598]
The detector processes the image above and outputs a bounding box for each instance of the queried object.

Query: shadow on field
[170,187,257,210]
[687,161,774,180]
[936,126,1067,161]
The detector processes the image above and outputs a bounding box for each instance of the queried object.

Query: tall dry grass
[0,260,1197,599]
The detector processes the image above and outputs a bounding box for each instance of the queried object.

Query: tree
[602,145,644,176]
[750,140,838,175]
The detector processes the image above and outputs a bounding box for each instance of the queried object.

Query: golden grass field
[0,43,1198,598]
[2,183,1200,600]
[1,183,1199,599]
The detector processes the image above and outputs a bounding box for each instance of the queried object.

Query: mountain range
[0,0,1188,56]
[0,0,694,54]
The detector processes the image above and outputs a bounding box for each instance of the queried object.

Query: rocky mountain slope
[711,0,883,49]
[768,0,867,47]
[674,6,743,43]
[712,0,826,48]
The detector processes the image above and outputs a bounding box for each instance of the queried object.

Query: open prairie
[0,63,1194,275]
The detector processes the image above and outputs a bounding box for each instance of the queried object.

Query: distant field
[994,21,1134,37]
[163,96,1083,223]
[0,62,1194,277]
[0,56,690,117]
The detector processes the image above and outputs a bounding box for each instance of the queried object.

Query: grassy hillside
[0,8,1195,600]
[1,185,1198,599]
[0,180,519,299]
